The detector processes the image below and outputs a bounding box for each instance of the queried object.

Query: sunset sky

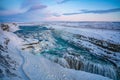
[0,0,120,22]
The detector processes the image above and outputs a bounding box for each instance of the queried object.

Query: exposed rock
[5,69,17,77]
[75,34,120,52]
[0,69,4,78]
[64,54,118,80]
[1,24,9,31]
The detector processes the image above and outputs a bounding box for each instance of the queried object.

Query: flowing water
[44,33,118,80]
[15,25,119,80]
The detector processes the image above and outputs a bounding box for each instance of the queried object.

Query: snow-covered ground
[1,22,119,80]
[46,23,120,44]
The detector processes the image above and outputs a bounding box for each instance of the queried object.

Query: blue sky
[0,0,120,22]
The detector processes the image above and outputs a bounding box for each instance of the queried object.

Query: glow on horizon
[0,0,120,22]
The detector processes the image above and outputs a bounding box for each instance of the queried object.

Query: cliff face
[0,23,21,80]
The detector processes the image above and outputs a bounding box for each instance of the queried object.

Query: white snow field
[1,22,120,80]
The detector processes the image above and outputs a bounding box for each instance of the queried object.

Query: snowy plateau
[0,22,120,80]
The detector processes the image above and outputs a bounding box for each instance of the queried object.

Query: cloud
[27,5,47,12]
[21,0,47,12]
[63,12,80,15]
[0,9,50,22]
[52,13,61,17]
[63,8,120,15]
[0,9,28,16]
[55,0,70,4]
[0,0,47,16]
